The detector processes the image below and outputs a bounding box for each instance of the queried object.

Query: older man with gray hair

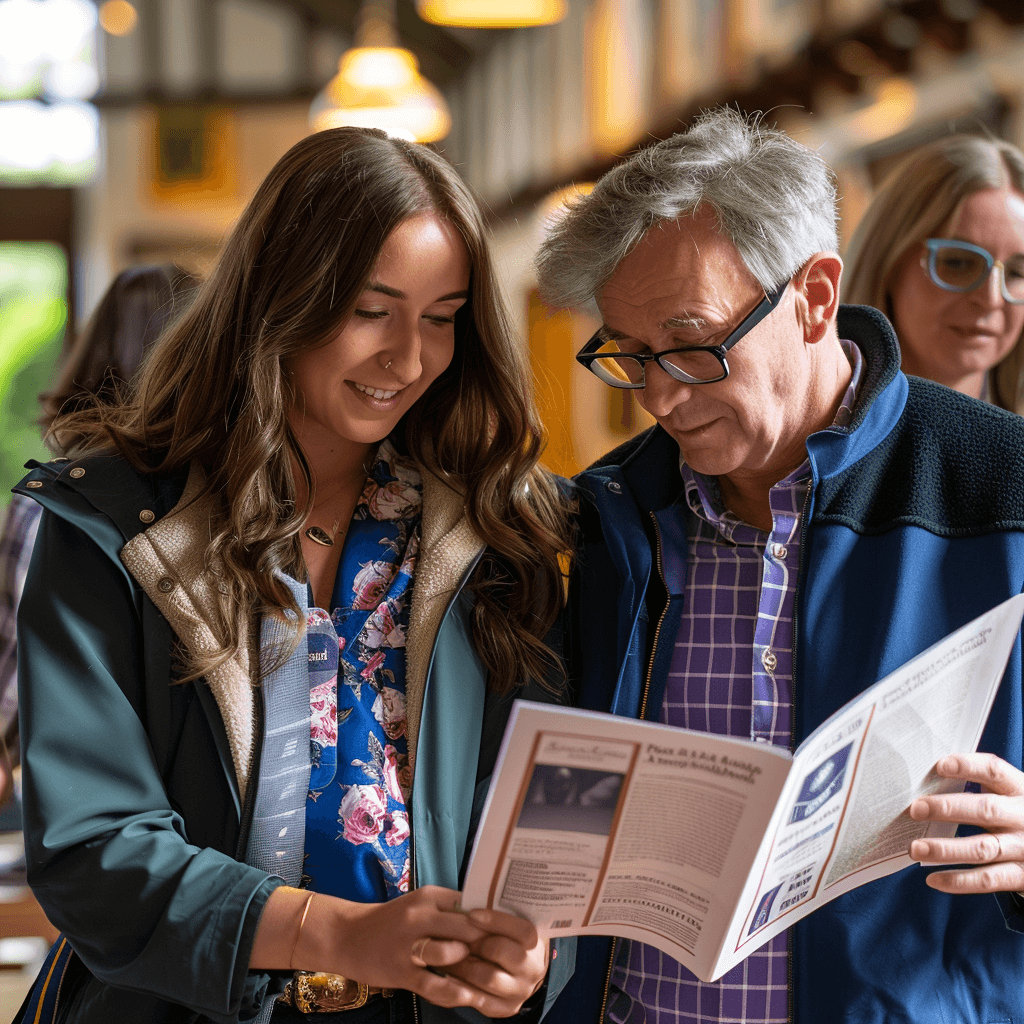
[540,107,1024,1023]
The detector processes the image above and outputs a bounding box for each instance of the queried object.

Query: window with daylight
[0,0,100,184]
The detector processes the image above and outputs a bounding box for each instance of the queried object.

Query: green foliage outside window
[0,242,67,513]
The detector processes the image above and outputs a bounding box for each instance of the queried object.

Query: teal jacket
[15,455,572,1023]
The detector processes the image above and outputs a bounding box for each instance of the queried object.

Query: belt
[278,972,395,1013]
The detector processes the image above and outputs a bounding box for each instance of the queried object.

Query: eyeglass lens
[928,243,1024,303]
[588,340,725,387]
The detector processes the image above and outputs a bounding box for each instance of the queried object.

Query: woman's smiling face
[889,187,1024,396]
[287,213,471,454]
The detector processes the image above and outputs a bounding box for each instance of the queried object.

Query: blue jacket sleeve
[17,508,282,1022]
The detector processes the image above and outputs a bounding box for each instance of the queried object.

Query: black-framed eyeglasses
[922,238,1024,305]
[576,278,790,389]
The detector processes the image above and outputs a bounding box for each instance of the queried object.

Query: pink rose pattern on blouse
[303,440,422,903]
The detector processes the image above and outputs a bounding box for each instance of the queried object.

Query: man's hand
[908,753,1024,892]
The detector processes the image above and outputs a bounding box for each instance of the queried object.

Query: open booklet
[461,593,1024,983]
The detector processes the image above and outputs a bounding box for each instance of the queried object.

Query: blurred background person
[844,135,1024,409]
[0,263,196,787]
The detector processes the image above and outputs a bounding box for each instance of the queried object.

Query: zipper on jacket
[640,512,669,722]
[411,829,421,1024]
[233,679,264,861]
[785,484,812,1024]
[598,514,670,1021]
[789,486,811,748]
[787,930,794,1024]
[409,546,485,1024]
[597,937,618,1024]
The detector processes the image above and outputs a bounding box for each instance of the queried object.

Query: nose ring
[385,360,392,370]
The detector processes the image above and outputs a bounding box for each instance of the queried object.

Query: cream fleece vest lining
[118,463,485,799]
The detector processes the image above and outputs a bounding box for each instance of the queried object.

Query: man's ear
[795,252,843,345]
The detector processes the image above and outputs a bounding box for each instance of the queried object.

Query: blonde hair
[844,134,1024,412]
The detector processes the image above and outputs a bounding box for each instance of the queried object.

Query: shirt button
[772,543,788,559]
[139,509,156,523]
[606,481,622,494]
[25,480,43,489]
[69,467,85,479]
[761,649,778,672]
[157,576,175,593]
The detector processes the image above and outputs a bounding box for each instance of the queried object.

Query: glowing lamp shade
[416,0,566,27]
[98,0,137,36]
[310,46,451,142]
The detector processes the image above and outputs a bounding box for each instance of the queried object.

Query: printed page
[713,593,1024,978]
[461,704,793,981]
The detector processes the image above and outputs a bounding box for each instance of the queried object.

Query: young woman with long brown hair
[14,128,573,1024]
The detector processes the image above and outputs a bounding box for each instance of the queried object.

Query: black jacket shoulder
[16,453,189,545]
[816,378,1024,537]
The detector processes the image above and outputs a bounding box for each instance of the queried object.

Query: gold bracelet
[290,891,316,969]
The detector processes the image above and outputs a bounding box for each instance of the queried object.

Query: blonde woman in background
[844,134,1024,410]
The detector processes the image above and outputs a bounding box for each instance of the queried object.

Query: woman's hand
[443,907,549,1018]
[908,753,1024,892]
[314,886,487,1008]
[256,884,548,1015]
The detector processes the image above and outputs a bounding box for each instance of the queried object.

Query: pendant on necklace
[304,526,334,547]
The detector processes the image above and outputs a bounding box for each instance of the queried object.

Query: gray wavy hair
[536,107,838,308]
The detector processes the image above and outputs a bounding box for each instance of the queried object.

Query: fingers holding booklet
[461,593,1024,983]
[908,751,1024,893]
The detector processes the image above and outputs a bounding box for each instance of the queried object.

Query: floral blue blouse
[303,440,421,902]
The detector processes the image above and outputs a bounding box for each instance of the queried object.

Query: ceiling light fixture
[415,0,566,28]
[310,0,451,143]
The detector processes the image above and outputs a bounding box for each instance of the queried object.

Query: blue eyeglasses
[576,278,790,389]
[922,239,1024,305]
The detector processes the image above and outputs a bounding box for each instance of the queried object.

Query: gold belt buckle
[278,972,393,1012]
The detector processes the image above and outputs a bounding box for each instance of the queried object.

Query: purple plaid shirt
[608,341,863,1024]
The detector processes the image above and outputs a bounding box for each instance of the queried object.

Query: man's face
[597,206,818,490]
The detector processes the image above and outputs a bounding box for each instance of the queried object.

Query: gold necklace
[304,526,336,547]
[301,446,378,548]
[304,517,348,548]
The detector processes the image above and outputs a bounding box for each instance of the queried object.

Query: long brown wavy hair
[52,128,572,694]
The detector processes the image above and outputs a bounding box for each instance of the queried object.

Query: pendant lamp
[310,0,451,143]
[415,0,566,28]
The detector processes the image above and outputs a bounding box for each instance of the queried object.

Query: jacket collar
[118,462,485,795]
[404,468,485,779]
[119,464,260,800]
